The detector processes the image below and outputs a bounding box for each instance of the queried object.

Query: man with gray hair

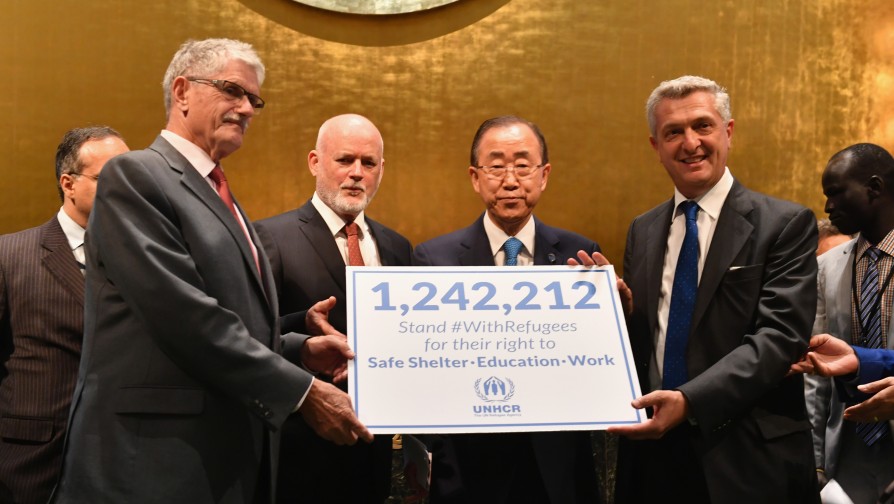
[609,75,819,502]
[53,39,371,504]
[0,126,127,504]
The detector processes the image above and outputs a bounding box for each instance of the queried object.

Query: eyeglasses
[187,78,266,109]
[75,173,100,182]
[475,163,544,180]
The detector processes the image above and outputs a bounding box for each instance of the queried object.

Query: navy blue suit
[413,213,603,504]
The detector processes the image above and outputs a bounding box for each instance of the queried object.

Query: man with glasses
[53,39,371,504]
[413,115,603,504]
[0,126,127,504]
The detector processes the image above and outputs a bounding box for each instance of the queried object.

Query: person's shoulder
[818,238,855,268]
[536,221,598,249]
[734,183,809,217]
[255,205,307,229]
[0,218,54,259]
[367,217,412,245]
[417,221,477,250]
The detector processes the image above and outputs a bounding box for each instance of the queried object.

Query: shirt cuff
[292,376,315,413]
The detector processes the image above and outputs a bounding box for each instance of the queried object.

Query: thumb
[858,377,894,394]
[317,296,337,311]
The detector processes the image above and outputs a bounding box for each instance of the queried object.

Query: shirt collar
[57,207,85,251]
[856,229,894,262]
[482,212,536,258]
[672,166,734,220]
[160,130,217,178]
[311,193,368,238]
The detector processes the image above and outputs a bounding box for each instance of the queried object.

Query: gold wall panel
[2,0,891,270]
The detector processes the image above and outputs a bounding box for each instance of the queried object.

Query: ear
[171,76,191,113]
[308,150,320,177]
[725,118,735,147]
[60,173,76,200]
[539,163,551,191]
[376,158,385,185]
[469,165,482,195]
[649,136,658,151]
[867,174,884,199]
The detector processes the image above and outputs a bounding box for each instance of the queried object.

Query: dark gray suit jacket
[413,213,603,504]
[0,217,84,504]
[53,136,314,504]
[618,180,819,503]
[255,200,412,503]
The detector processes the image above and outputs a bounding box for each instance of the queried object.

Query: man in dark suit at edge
[610,75,819,503]
[0,126,128,504]
[413,115,603,504]
[52,38,371,504]
[255,113,413,503]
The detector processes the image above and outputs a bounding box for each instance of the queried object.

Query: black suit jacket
[618,180,819,503]
[0,217,84,504]
[413,213,603,504]
[54,136,313,504]
[255,200,413,503]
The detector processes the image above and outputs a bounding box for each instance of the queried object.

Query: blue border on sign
[348,268,643,429]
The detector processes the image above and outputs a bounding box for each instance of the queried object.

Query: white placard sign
[346,266,643,433]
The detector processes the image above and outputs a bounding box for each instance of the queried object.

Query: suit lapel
[150,137,268,304]
[460,214,497,266]
[368,217,396,266]
[645,200,674,336]
[296,202,349,292]
[532,216,561,265]
[40,218,84,305]
[830,243,856,345]
[691,182,754,331]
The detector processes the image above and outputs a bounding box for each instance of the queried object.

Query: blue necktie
[663,201,699,390]
[857,246,889,445]
[503,237,523,266]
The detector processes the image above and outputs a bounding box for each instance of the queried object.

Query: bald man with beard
[256,114,413,503]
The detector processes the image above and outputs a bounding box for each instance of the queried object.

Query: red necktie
[345,222,365,266]
[209,165,260,274]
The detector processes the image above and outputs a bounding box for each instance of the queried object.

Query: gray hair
[646,75,731,137]
[162,38,265,118]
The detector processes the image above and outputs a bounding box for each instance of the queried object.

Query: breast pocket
[725,264,764,283]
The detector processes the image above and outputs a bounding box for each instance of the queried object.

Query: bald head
[316,114,383,155]
[309,114,385,220]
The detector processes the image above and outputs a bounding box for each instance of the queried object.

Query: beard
[318,183,376,217]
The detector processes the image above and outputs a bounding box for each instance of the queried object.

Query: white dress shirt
[310,193,382,266]
[483,212,536,266]
[57,207,86,269]
[651,167,734,391]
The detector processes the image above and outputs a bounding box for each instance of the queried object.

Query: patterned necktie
[345,222,365,266]
[663,200,699,390]
[208,165,260,274]
[857,246,888,445]
[74,244,86,276]
[503,237,523,266]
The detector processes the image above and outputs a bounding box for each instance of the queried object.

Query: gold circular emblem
[290,0,461,15]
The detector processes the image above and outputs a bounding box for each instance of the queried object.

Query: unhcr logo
[472,376,521,416]
[474,376,515,402]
